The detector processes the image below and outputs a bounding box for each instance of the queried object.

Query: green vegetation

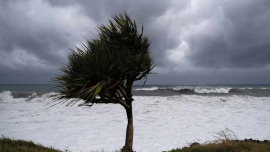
[54,12,154,151]
[167,140,270,152]
[0,137,62,152]
[1,136,269,152]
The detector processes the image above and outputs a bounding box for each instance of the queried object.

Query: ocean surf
[0,84,270,152]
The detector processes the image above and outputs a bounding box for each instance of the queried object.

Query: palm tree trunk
[124,105,133,150]
[122,79,134,151]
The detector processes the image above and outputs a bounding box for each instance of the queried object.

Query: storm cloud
[1,0,270,84]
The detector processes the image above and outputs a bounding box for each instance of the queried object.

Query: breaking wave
[135,86,233,93]
[194,88,231,94]
[0,91,60,103]
[134,87,159,91]
[133,86,270,97]
[0,91,24,103]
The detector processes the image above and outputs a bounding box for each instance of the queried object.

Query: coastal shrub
[213,127,237,142]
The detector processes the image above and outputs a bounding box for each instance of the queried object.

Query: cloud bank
[1,0,270,84]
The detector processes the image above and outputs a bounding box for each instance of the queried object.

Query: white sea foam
[0,91,62,103]
[0,91,26,103]
[172,86,190,91]
[1,94,270,152]
[194,87,232,94]
[134,87,159,91]
[239,87,270,90]
[239,87,256,90]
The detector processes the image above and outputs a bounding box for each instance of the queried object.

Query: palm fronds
[54,12,154,106]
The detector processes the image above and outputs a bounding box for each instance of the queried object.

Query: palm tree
[54,12,154,151]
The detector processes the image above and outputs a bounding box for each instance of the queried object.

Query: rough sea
[1,84,270,152]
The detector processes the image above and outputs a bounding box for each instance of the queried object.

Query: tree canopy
[55,13,154,107]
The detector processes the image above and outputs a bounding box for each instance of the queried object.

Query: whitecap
[194,87,231,94]
[0,91,26,103]
[134,87,159,91]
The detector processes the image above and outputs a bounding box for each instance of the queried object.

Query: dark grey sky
[1,0,270,85]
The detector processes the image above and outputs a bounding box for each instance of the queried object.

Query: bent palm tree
[54,13,154,151]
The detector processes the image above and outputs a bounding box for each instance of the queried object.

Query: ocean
[1,84,270,151]
[1,84,270,98]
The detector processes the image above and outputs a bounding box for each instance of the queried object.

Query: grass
[167,128,270,152]
[166,139,270,152]
[1,135,269,152]
[0,136,63,152]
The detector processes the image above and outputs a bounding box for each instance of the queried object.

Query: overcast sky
[1,0,270,85]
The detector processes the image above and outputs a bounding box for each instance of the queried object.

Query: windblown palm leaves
[54,12,154,106]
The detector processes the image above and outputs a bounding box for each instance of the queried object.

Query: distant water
[1,84,270,99]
